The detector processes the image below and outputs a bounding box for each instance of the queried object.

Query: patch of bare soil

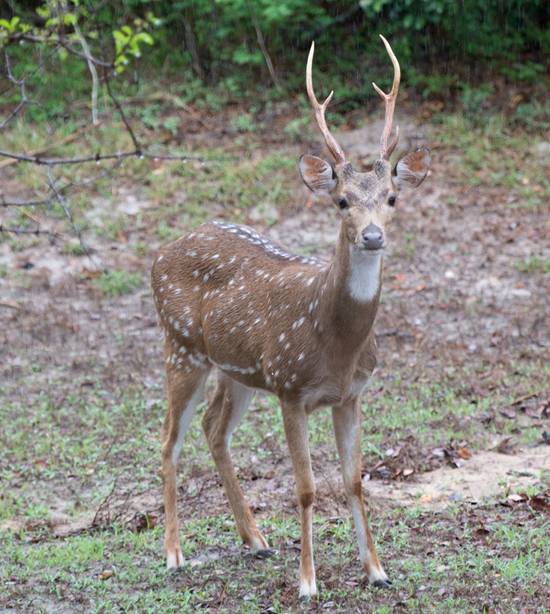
[366,446,550,510]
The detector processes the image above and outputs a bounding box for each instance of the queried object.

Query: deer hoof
[166,547,184,570]
[255,547,277,559]
[373,578,392,589]
[248,548,278,560]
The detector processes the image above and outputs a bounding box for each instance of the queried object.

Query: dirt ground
[1,106,549,612]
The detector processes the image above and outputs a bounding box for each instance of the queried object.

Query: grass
[516,256,550,274]
[1,502,548,612]
[434,113,550,208]
[92,270,143,296]
[1,366,548,609]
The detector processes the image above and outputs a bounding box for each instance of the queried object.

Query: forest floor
[0,98,549,613]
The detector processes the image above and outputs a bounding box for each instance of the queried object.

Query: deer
[151,34,431,600]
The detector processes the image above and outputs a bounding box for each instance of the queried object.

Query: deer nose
[362,224,384,250]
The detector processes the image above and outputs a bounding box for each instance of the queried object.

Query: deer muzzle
[361,223,385,251]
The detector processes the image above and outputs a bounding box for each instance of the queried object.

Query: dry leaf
[499,407,517,419]
[507,493,528,503]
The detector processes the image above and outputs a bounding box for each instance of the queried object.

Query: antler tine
[372,34,401,160]
[306,42,346,165]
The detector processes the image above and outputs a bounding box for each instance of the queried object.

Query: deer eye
[388,195,396,207]
[338,197,348,210]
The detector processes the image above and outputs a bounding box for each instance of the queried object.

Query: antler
[372,35,401,160]
[306,42,346,165]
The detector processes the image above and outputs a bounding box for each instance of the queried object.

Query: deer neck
[316,226,382,345]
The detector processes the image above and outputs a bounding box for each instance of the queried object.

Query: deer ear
[299,155,337,193]
[394,146,431,188]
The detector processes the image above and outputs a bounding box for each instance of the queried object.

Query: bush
[1,0,549,113]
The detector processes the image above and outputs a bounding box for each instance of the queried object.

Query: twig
[0,300,22,310]
[104,75,141,154]
[0,125,89,169]
[74,23,99,125]
[47,168,98,266]
[0,52,28,129]
[0,148,202,167]
[510,392,542,406]
[0,223,60,239]
[1,196,56,208]
[7,33,113,68]
[248,4,279,89]
[92,476,120,527]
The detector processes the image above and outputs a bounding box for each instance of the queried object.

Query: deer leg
[332,399,390,587]
[202,375,272,554]
[281,402,317,600]
[161,362,209,569]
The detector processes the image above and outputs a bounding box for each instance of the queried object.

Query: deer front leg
[281,402,317,600]
[332,399,390,587]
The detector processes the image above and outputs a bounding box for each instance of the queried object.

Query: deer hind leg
[281,402,317,600]
[161,359,209,569]
[202,375,272,554]
[332,399,390,587]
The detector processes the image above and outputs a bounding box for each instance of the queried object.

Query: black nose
[362,224,384,250]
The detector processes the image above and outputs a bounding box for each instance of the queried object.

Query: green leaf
[63,13,77,26]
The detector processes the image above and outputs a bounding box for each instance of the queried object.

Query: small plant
[516,256,550,274]
[230,113,257,133]
[91,270,142,296]
[283,115,310,142]
[61,240,87,256]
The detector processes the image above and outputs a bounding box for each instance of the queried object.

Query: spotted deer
[151,35,431,600]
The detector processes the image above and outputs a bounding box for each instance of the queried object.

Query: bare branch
[47,167,97,265]
[0,53,28,130]
[0,223,60,239]
[104,75,142,154]
[6,33,113,68]
[0,149,202,166]
[73,23,99,125]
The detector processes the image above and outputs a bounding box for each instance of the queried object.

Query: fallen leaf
[99,569,114,580]
[499,407,517,419]
[457,447,472,460]
[493,436,516,454]
[81,268,102,280]
[507,493,528,503]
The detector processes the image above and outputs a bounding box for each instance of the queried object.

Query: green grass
[1,504,548,612]
[434,114,550,209]
[92,270,143,296]
[516,256,550,274]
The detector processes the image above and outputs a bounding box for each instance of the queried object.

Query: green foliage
[1,0,548,120]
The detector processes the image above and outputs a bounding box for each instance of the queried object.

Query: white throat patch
[347,247,382,302]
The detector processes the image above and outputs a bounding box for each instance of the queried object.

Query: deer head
[299,36,431,253]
